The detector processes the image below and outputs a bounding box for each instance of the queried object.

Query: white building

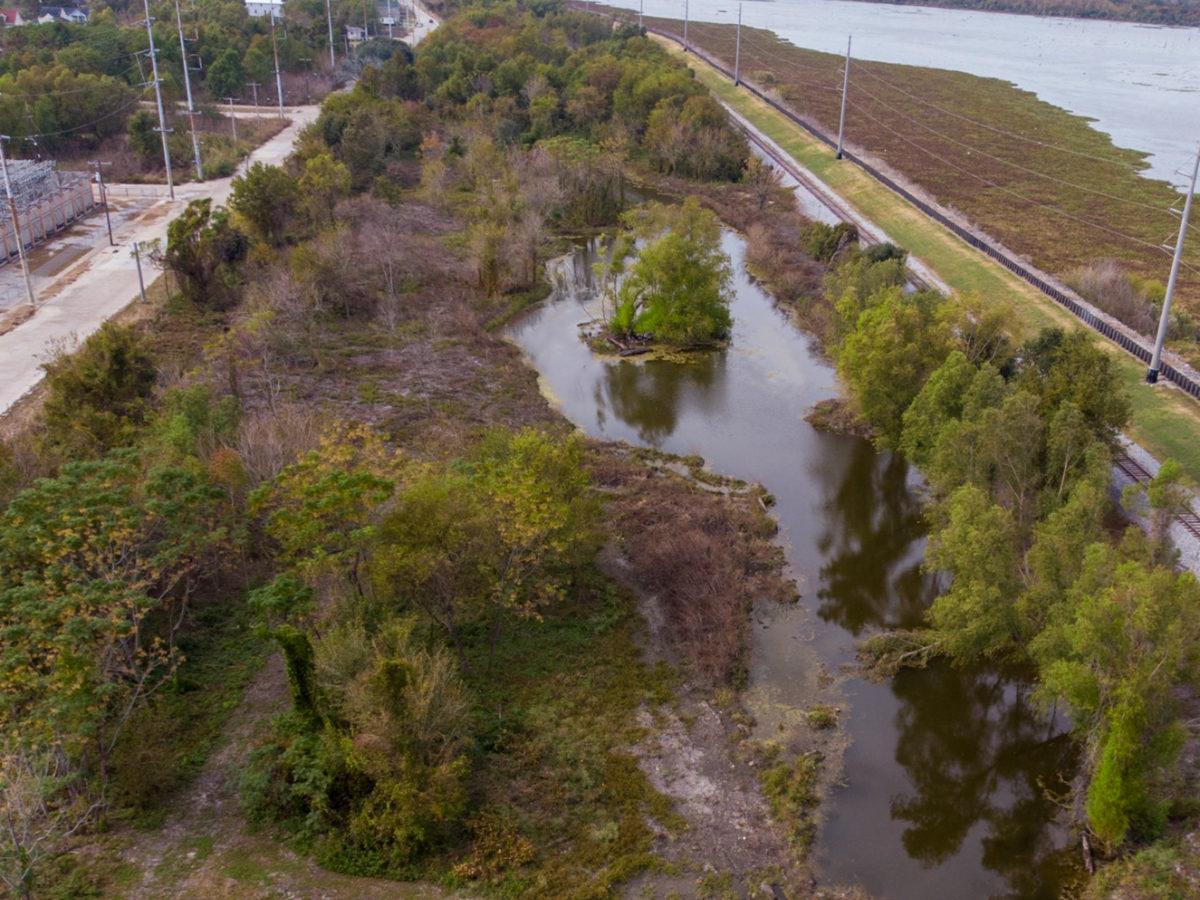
[244,0,283,20]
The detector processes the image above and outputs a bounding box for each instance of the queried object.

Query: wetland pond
[506,229,1082,900]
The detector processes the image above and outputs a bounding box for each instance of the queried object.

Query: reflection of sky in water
[596,0,1200,184]
[507,230,1080,900]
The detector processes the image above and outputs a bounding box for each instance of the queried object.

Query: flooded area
[507,230,1082,899]
[596,0,1200,184]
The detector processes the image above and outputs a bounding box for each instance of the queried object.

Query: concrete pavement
[0,105,321,416]
[0,1,440,417]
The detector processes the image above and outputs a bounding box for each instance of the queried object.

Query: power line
[848,60,1150,173]
[0,64,143,99]
[844,75,1180,216]
[843,96,1200,279]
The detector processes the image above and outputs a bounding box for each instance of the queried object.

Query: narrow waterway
[594,0,1200,184]
[507,230,1082,899]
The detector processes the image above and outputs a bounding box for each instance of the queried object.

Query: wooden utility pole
[248,82,262,119]
[226,97,237,142]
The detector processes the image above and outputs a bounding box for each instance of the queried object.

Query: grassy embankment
[649,36,1200,482]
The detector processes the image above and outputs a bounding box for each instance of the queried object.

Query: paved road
[0,2,439,417]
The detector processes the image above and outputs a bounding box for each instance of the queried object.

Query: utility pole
[684,0,689,51]
[387,0,393,40]
[133,242,148,304]
[248,82,261,119]
[638,0,643,29]
[1148,145,1200,384]
[734,3,742,86]
[271,16,285,119]
[836,36,851,160]
[325,0,336,70]
[142,0,174,200]
[226,97,237,142]
[174,0,203,181]
[0,136,36,307]
[88,160,114,246]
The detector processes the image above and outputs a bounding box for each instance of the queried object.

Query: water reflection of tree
[597,355,724,447]
[889,660,1079,900]
[814,440,934,634]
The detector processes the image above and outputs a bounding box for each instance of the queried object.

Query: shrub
[40,322,157,456]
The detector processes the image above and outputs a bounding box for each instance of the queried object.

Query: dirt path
[111,653,456,900]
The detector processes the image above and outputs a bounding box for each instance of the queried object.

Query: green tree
[298,152,351,224]
[838,288,952,448]
[0,451,231,786]
[1033,545,1200,850]
[204,48,245,99]
[229,162,302,246]
[126,109,160,162]
[605,198,733,347]
[163,198,249,309]
[40,322,157,457]
[924,485,1023,661]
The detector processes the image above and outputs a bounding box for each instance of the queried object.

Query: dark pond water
[506,230,1082,900]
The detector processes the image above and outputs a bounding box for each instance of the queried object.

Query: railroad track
[1113,453,1200,541]
[730,117,936,293]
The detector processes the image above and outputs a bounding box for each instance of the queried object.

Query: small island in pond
[586,197,734,356]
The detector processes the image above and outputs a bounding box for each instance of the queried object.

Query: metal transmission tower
[1147,145,1200,384]
[836,36,851,160]
[734,3,742,86]
[141,0,174,199]
[175,0,203,181]
[0,136,36,307]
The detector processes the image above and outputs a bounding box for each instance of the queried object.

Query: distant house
[244,0,283,20]
[345,24,367,41]
[37,6,88,24]
[0,9,26,26]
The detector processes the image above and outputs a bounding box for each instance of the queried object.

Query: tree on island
[598,198,734,349]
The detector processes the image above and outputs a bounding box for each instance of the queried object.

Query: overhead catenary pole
[174,0,202,180]
[142,0,174,200]
[734,3,742,86]
[1147,145,1200,384]
[0,135,36,307]
[325,0,336,70]
[271,16,285,119]
[836,36,851,160]
[89,160,114,246]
